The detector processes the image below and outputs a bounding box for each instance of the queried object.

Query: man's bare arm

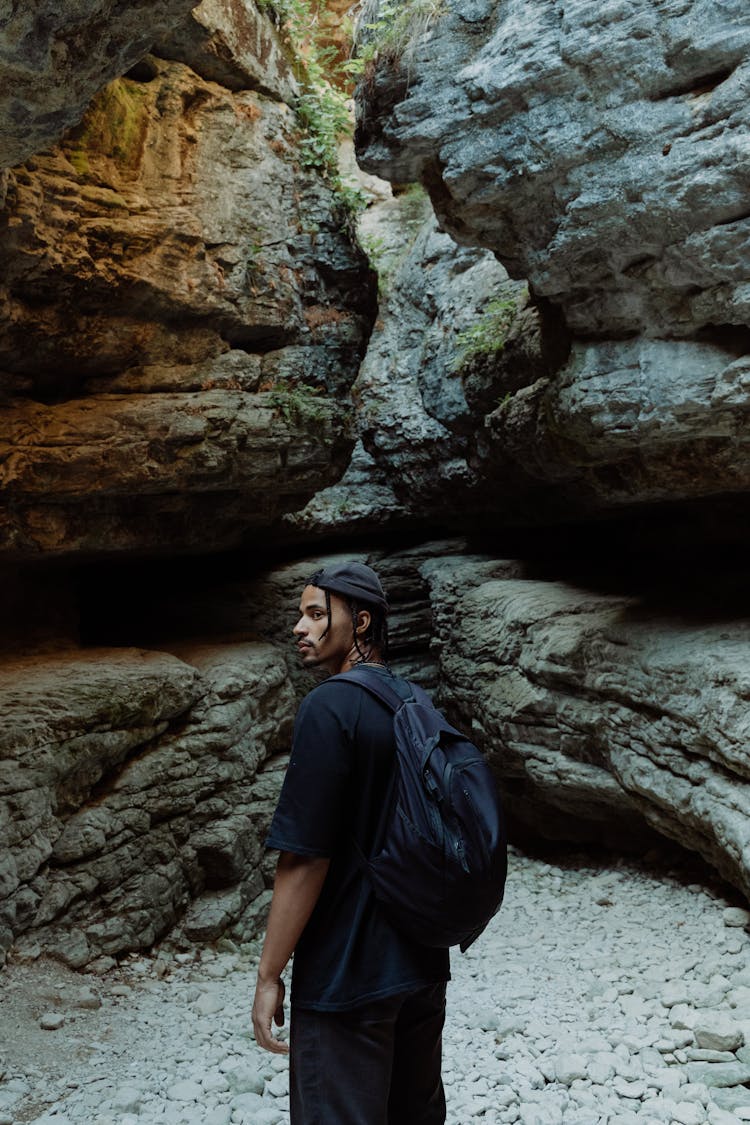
[251,850,330,1053]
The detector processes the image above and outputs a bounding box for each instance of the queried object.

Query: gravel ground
[3,845,750,1125]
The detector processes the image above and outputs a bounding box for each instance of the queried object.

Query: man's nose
[293,617,306,636]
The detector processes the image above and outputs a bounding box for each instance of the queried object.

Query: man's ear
[356,609,372,636]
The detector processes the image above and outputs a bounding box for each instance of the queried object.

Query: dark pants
[290,982,447,1125]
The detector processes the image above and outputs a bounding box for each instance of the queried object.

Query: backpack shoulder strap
[333,666,411,712]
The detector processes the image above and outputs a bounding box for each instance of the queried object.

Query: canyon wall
[2,0,750,969]
[0,2,374,558]
[0,0,377,967]
[355,0,750,524]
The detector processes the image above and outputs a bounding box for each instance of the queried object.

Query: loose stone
[723,909,750,928]
[694,1014,745,1053]
[38,1013,65,1031]
[166,1079,203,1101]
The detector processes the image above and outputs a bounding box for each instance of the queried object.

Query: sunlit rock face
[0,52,374,557]
[355,0,750,519]
[0,0,198,169]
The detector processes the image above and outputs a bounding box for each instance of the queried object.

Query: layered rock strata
[355,0,750,521]
[5,540,750,960]
[424,556,750,899]
[0,643,293,968]
[0,542,465,966]
[0,39,374,556]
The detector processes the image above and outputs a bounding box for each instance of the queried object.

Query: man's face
[293,585,357,674]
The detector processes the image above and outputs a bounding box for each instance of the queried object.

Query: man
[251,561,450,1124]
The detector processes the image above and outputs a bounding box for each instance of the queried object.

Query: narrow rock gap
[651,66,736,101]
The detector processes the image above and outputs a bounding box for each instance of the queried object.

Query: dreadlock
[349,599,389,664]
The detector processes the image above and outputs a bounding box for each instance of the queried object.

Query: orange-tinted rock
[0,58,374,556]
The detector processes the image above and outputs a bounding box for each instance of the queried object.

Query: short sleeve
[265,684,356,857]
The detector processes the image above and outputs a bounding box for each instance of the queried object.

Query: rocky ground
[3,846,750,1125]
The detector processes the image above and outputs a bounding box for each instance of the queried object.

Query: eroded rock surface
[0,643,293,968]
[0,542,472,966]
[357,0,750,339]
[0,0,198,168]
[155,0,298,101]
[293,189,549,530]
[0,52,374,556]
[424,556,750,900]
[355,0,750,519]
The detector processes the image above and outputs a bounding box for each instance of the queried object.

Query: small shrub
[356,0,446,70]
[266,381,330,426]
[257,0,366,218]
[453,288,528,371]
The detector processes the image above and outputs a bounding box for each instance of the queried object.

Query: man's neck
[335,649,385,675]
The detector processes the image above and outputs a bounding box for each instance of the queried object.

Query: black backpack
[335,666,507,952]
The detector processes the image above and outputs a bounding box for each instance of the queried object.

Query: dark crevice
[692,322,750,355]
[715,210,750,228]
[220,325,296,351]
[124,57,161,83]
[651,66,734,102]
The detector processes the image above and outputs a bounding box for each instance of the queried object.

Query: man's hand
[252,974,289,1054]
[251,851,330,1054]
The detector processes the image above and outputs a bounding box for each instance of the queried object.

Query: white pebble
[723,909,750,928]
[111,1087,142,1113]
[39,1013,65,1031]
[166,1080,203,1102]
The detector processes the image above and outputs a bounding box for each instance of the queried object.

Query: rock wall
[0,0,379,965]
[0,542,456,967]
[355,0,750,523]
[288,184,561,533]
[423,555,750,902]
[0,643,293,967]
[338,0,750,909]
[0,0,198,168]
[3,0,750,968]
[0,9,375,558]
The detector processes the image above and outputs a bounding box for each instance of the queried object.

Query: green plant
[356,0,446,70]
[266,381,330,426]
[257,0,366,217]
[453,288,527,371]
[64,77,150,178]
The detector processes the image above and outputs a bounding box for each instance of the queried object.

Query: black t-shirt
[265,666,451,1011]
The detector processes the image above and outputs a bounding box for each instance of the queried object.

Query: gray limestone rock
[357,0,750,341]
[422,556,750,894]
[0,642,294,965]
[355,0,750,522]
[694,1016,745,1054]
